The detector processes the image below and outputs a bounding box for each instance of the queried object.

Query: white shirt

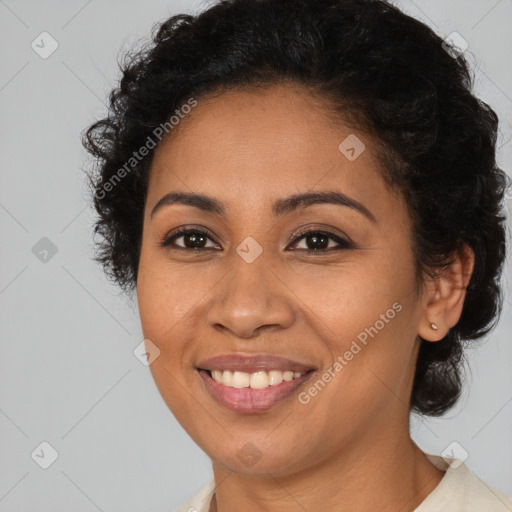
[175,453,512,511]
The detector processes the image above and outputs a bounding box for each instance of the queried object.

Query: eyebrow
[150,190,376,223]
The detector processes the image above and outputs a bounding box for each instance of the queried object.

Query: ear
[418,243,475,342]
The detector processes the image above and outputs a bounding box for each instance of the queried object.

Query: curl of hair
[83,0,508,416]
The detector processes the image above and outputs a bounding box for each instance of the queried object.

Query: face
[136,83,426,476]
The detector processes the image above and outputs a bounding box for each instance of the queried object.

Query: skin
[136,83,475,511]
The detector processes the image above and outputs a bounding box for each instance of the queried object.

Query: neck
[209,421,443,512]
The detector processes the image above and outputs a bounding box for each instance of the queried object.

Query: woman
[83,0,512,510]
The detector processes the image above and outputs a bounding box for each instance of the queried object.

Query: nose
[206,254,295,339]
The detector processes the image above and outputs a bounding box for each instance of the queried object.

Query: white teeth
[268,370,283,386]
[222,370,233,386]
[208,369,306,389]
[249,371,269,389]
[232,371,250,388]
[283,371,294,382]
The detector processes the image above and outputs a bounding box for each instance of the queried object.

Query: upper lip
[196,354,316,374]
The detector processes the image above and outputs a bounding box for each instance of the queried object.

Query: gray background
[0,0,511,510]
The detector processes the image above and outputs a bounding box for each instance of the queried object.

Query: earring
[431,322,438,330]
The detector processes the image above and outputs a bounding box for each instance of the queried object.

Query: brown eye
[289,230,353,251]
[160,228,220,250]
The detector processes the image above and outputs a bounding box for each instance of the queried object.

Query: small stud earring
[431,323,438,330]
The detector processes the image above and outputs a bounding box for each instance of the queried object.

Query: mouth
[204,367,311,386]
[195,354,316,413]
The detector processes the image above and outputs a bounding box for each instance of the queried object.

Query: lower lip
[197,369,314,413]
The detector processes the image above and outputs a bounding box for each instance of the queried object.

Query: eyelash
[159,226,354,253]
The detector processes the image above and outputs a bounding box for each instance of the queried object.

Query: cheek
[287,257,409,338]
[137,247,212,343]
[289,256,419,402]
[137,255,205,424]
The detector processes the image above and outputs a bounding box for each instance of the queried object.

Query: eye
[159,226,354,252]
[288,229,353,252]
[160,227,220,250]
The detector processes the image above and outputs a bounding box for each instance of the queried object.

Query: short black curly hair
[83,0,508,416]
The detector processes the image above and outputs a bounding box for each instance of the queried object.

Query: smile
[195,353,316,413]
[210,369,305,389]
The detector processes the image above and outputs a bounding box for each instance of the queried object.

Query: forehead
[147,84,404,221]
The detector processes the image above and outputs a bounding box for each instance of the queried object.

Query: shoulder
[175,479,215,512]
[415,453,512,512]
[173,457,512,512]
